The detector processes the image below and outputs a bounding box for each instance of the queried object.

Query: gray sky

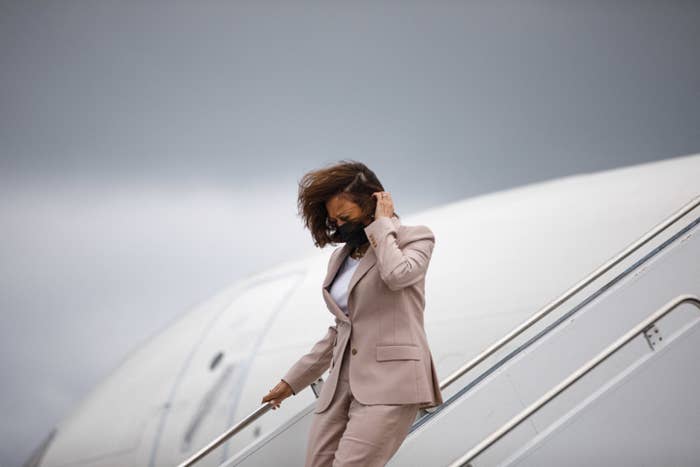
[1,1,699,465]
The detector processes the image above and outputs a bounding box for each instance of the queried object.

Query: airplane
[23,152,700,467]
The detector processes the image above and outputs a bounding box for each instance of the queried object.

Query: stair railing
[174,378,324,467]
[448,293,700,467]
[436,195,700,397]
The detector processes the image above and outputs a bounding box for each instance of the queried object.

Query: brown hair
[297,160,400,248]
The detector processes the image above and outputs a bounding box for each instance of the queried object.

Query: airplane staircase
[174,195,700,467]
[390,196,700,466]
[447,294,700,467]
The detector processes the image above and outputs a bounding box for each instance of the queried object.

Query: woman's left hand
[372,191,394,219]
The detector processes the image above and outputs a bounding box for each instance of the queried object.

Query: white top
[329,255,361,316]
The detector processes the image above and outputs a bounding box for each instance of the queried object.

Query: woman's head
[297,160,399,247]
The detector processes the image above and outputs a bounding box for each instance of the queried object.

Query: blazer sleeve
[281,246,346,395]
[281,321,338,395]
[363,216,436,291]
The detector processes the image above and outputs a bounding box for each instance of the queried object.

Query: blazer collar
[321,215,401,322]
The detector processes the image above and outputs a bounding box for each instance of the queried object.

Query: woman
[261,160,443,467]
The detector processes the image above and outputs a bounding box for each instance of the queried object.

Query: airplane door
[152,271,304,467]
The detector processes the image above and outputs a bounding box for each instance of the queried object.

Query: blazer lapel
[322,243,351,290]
[347,215,401,299]
[322,243,352,322]
[321,215,402,322]
[346,247,376,301]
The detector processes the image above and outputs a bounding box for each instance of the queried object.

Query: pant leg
[332,347,420,467]
[331,400,419,467]
[304,339,354,467]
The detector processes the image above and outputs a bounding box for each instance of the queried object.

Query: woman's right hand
[261,379,294,410]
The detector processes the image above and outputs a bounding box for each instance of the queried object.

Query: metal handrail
[448,293,700,467]
[176,403,273,467]
[437,195,700,394]
[175,378,324,467]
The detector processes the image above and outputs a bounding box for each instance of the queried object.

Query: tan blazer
[282,214,443,414]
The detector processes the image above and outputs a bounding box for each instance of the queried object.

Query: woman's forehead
[326,195,360,213]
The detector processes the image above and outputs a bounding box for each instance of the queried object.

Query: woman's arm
[281,322,338,395]
[364,216,436,291]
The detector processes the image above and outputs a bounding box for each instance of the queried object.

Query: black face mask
[336,219,369,248]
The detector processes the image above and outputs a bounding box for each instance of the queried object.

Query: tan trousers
[304,339,420,467]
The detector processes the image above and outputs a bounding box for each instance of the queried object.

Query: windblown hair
[297,160,400,248]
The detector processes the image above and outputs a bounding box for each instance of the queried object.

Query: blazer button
[351,348,357,355]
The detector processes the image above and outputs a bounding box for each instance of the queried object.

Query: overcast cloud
[1,1,699,465]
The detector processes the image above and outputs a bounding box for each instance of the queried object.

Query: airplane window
[210,352,223,370]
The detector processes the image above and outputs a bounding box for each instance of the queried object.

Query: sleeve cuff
[364,216,396,248]
[281,378,296,395]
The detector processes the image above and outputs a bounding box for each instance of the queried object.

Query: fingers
[267,397,282,410]
[261,380,293,410]
[372,192,394,217]
[262,397,281,409]
[372,192,392,204]
[261,390,283,410]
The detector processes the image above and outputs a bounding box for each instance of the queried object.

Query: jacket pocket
[376,344,421,361]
